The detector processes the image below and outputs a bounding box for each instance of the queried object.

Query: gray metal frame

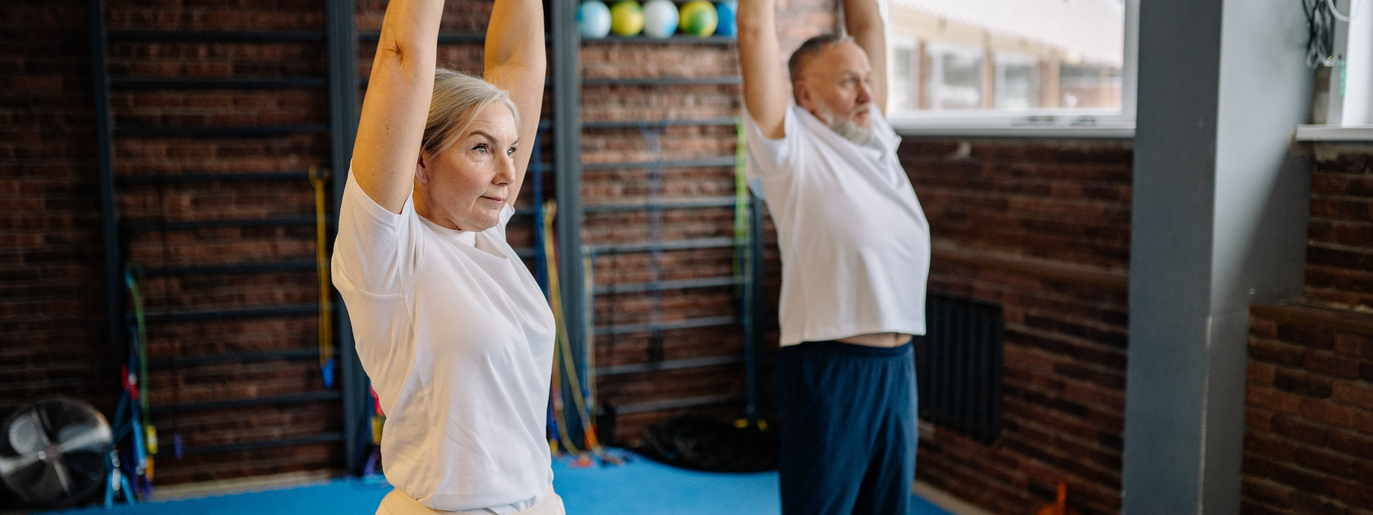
[326,0,367,475]
[88,0,124,388]
[552,0,588,446]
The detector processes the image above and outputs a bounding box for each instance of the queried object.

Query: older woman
[330,0,557,513]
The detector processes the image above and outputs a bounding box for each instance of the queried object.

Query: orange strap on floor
[1035,480,1078,515]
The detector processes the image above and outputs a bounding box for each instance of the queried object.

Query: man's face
[794,41,875,145]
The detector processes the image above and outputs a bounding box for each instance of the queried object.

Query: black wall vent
[917,292,1004,444]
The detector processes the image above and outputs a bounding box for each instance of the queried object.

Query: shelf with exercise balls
[578,0,737,42]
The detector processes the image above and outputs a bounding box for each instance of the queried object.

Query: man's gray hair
[787,33,855,83]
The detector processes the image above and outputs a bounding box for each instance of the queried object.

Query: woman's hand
[484,0,547,208]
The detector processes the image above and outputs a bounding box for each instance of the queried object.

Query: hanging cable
[1308,0,1344,67]
[1329,0,1354,22]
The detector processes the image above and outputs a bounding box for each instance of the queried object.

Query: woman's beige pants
[375,486,565,515]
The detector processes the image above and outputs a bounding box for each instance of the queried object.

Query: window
[926,42,985,110]
[883,0,1137,132]
[994,52,1039,109]
[890,41,918,111]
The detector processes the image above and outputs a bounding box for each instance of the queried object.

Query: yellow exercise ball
[610,0,644,36]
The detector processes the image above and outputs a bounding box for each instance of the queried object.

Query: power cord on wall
[1306,0,1344,68]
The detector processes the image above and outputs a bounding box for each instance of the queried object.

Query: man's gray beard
[816,103,875,146]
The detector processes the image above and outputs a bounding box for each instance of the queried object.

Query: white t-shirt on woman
[745,105,931,347]
[332,171,556,514]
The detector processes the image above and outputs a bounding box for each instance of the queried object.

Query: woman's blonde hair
[421,68,521,157]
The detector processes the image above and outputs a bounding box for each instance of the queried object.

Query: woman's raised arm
[483,0,547,208]
[352,0,446,214]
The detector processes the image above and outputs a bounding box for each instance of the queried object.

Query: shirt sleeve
[330,170,423,296]
[744,106,802,180]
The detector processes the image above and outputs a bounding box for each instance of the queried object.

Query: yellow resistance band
[309,167,333,371]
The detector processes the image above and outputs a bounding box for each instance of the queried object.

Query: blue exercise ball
[714,1,737,37]
[578,0,612,39]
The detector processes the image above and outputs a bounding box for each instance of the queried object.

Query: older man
[738,0,932,512]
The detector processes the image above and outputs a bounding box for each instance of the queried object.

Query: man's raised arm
[737,0,790,139]
[844,0,887,114]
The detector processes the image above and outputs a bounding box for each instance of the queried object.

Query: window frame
[879,0,1139,135]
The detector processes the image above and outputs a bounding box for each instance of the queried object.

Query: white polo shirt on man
[745,105,931,346]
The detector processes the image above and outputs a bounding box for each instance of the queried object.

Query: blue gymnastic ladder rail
[84,0,377,475]
[918,293,1005,444]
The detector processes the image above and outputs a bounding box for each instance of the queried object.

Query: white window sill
[1294,124,1373,141]
[892,123,1135,139]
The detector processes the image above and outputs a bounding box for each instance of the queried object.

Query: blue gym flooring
[45,452,954,515]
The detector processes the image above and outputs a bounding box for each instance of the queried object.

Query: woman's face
[415,103,519,232]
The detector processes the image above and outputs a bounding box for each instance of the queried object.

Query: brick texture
[0,0,114,435]
[1245,311,1373,514]
[1306,143,1373,310]
[899,138,1133,515]
[1243,142,1373,515]
[97,0,342,488]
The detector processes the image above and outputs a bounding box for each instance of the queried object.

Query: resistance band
[542,202,621,464]
[109,269,155,504]
[734,117,761,426]
[309,167,335,389]
[582,248,598,416]
[542,203,579,454]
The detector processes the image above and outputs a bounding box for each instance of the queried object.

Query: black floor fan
[0,397,113,507]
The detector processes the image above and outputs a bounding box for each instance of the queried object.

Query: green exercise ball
[679,0,718,36]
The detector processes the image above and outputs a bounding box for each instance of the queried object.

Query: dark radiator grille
[917,292,1004,444]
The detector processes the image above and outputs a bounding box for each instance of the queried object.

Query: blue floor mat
[44,452,952,515]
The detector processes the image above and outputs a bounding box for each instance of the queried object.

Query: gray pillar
[1125,0,1312,513]
[552,0,587,446]
[326,0,364,475]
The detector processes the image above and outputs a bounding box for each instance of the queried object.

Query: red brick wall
[899,137,1133,515]
[1245,308,1373,515]
[1,0,113,421]
[1305,144,1373,310]
[1243,143,1373,515]
[103,0,340,486]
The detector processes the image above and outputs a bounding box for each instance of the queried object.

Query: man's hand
[843,0,887,114]
[737,0,789,139]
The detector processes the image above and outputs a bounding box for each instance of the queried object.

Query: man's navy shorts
[776,339,918,515]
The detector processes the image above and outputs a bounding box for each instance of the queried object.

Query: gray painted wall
[1124,0,1312,512]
